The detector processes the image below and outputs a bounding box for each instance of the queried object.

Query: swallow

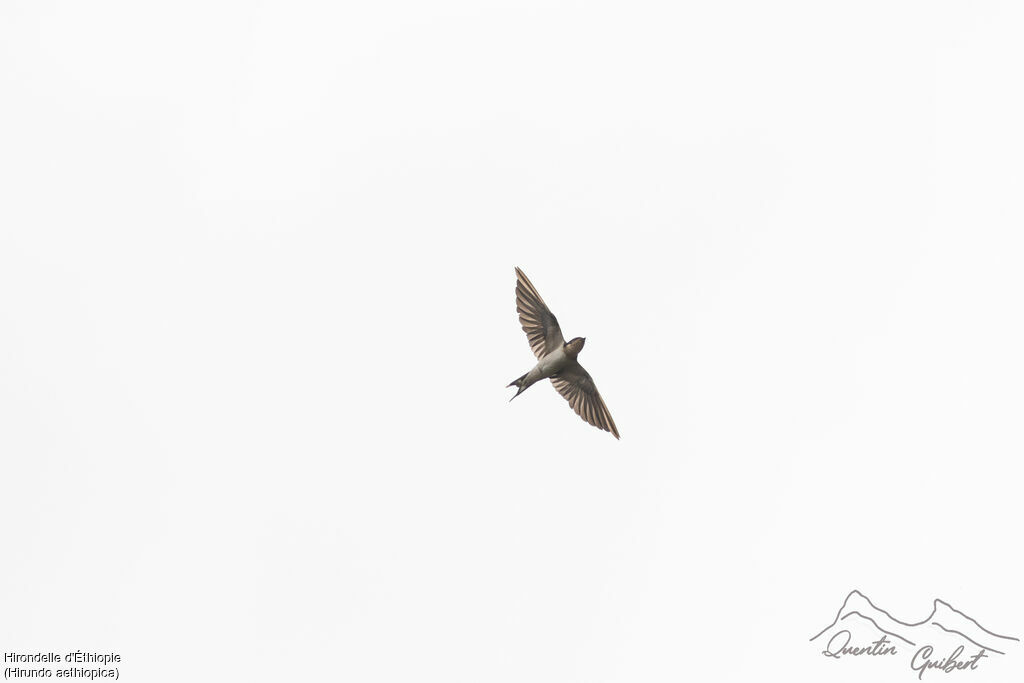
[507,267,620,439]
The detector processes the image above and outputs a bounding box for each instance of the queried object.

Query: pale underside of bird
[507,267,620,439]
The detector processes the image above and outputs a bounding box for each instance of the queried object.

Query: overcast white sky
[2,2,1023,682]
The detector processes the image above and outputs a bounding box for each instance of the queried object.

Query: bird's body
[509,345,570,395]
[507,267,619,439]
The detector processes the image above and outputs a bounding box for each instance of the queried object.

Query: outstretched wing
[515,267,565,359]
[550,359,620,439]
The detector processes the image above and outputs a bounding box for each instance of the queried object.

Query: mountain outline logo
[810,589,1019,679]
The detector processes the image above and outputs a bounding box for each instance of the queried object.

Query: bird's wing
[550,359,620,439]
[515,267,565,359]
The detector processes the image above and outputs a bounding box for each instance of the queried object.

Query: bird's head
[564,337,585,357]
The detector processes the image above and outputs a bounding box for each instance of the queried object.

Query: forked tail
[507,373,528,401]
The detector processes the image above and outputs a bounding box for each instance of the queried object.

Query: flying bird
[507,267,620,439]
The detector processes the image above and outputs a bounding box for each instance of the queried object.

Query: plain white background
[2,2,1022,681]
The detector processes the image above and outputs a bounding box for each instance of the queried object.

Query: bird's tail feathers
[507,373,528,401]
